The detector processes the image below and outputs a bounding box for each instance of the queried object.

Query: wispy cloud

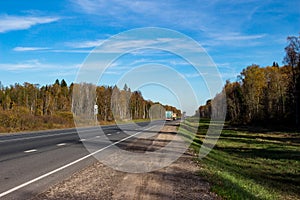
[71,0,271,35]
[70,0,277,62]
[0,15,59,33]
[0,59,80,71]
[49,49,91,53]
[64,36,206,55]
[183,73,202,78]
[71,0,210,31]
[211,32,266,41]
[14,32,265,54]
[13,47,50,52]
[203,32,267,48]
[0,60,40,71]
[65,39,104,48]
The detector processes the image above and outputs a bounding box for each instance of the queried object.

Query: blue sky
[0,0,299,114]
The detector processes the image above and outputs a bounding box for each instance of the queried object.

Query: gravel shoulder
[34,123,220,200]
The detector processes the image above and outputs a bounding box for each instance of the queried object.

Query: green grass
[179,118,300,200]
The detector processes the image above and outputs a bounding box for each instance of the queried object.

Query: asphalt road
[0,121,165,200]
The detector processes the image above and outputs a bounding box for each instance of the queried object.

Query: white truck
[165,111,173,121]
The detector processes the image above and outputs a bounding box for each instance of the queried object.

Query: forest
[1,34,299,132]
[199,34,300,128]
[0,80,180,132]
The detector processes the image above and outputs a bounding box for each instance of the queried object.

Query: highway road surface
[0,121,166,200]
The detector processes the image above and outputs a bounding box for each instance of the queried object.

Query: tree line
[72,82,181,122]
[199,34,300,127]
[0,80,181,132]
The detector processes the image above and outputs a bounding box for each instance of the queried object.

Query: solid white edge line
[0,125,155,198]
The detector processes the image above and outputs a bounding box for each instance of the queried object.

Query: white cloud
[203,32,267,48]
[183,73,202,78]
[0,15,59,33]
[72,0,209,31]
[71,0,269,34]
[211,32,266,41]
[59,33,265,54]
[13,47,50,51]
[64,36,205,55]
[65,39,104,48]
[0,59,41,71]
[69,0,272,61]
[49,49,92,53]
[0,59,80,71]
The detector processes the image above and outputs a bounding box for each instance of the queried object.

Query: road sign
[94,105,98,115]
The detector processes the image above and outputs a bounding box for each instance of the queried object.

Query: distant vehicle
[165,111,173,121]
[172,113,177,120]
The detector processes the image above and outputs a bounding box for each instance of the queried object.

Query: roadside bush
[0,108,75,133]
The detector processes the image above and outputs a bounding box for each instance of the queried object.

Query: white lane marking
[56,143,66,147]
[24,149,37,153]
[117,131,120,134]
[0,125,155,198]
[80,135,102,141]
[107,134,112,136]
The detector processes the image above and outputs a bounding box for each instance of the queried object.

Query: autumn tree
[224,81,243,123]
[284,34,300,126]
[0,79,181,131]
[199,63,295,125]
[263,66,289,122]
[240,64,266,122]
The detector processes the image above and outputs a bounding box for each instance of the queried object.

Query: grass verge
[179,118,300,200]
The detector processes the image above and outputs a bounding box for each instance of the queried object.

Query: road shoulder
[34,123,220,200]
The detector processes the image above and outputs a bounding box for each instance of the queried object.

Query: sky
[0,0,299,115]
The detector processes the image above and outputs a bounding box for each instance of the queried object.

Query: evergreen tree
[61,79,67,87]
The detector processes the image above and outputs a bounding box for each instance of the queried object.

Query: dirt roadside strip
[34,123,220,200]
